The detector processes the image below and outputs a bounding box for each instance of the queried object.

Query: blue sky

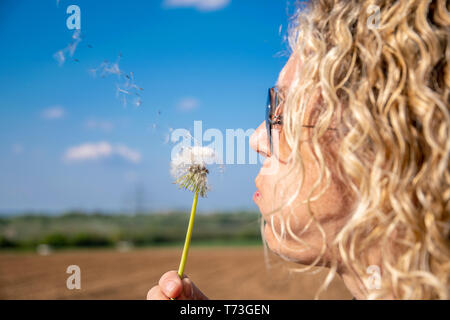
[0,0,297,214]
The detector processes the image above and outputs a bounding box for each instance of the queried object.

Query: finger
[177,277,194,300]
[178,277,208,300]
[159,271,183,299]
[147,286,170,300]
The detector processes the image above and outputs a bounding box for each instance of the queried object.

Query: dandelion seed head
[171,146,215,197]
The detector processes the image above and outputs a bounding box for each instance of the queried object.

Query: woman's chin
[263,223,324,266]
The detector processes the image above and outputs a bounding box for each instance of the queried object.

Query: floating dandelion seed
[170,146,216,290]
[53,50,65,66]
[51,26,143,107]
[134,97,142,107]
[53,29,82,66]
[90,54,143,107]
[68,30,82,55]
[116,85,130,96]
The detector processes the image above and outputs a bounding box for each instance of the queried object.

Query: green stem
[178,188,199,278]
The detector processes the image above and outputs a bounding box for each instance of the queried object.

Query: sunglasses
[266,87,283,155]
[266,86,337,155]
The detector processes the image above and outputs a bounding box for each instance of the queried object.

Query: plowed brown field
[0,247,352,299]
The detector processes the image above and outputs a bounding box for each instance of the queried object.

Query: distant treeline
[0,211,262,250]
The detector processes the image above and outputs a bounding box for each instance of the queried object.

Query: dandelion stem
[177,188,199,279]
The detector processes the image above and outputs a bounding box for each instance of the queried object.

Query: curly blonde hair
[267,0,449,299]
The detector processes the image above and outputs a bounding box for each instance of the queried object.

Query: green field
[0,211,262,250]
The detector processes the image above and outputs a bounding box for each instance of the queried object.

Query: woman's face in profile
[250,53,357,265]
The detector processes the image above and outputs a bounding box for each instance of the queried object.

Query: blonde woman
[148,0,449,300]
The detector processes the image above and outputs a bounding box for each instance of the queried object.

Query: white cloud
[163,0,230,11]
[114,145,142,164]
[42,106,65,120]
[85,119,114,132]
[178,97,200,111]
[64,142,141,164]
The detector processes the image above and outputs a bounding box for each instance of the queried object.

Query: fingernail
[165,281,177,295]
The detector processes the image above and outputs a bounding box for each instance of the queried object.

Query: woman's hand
[147,271,209,300]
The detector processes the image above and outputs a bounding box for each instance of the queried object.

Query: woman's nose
[250,121,270,158]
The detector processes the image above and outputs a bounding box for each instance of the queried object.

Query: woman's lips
[253,190,261,202]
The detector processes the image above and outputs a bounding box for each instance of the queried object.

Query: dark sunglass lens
[266,88,275,154]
